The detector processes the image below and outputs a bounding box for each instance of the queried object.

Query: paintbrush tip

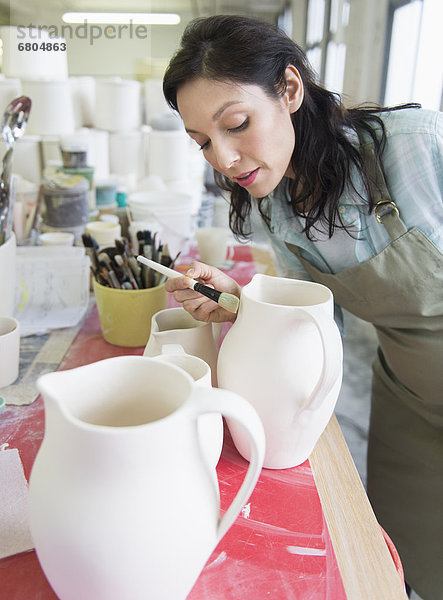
[218,292,240,314]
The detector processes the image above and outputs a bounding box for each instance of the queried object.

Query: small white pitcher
[153,343,224,468]
[144,306,221,386]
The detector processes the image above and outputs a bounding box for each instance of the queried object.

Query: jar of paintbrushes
[84,230,173,347]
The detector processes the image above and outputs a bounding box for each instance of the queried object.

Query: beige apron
[285,149,443,599]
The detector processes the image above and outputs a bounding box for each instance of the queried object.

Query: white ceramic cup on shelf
[85,221,121,248]
[0,317,20,388]
[195,227,234,268]
[40,232,75,247]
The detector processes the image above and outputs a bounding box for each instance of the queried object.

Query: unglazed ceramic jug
[153,344,224,468]
[144,306,221,385]
[218,274,343,469]
[29,356,265,600]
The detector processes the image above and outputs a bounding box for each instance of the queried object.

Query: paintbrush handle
[137,254,239,314]
[137,254,198,286]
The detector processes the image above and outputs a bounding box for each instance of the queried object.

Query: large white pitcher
[144,306,221,385]
[218,273,343,469]
[29,356,265,600]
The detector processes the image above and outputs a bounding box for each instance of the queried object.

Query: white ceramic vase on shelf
[217,274,343,469]
[29,356,265,600]
[144,307,221,386]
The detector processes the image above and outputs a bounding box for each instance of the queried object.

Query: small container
[40,232,75,246]
[43,173,89,228]
[116,190,127,207]
[39,222,86,245]
[85,220,121,248]
[93,279,167,347]
[61,149,88,169]
[60,136,89,168]
[58,166,96,210]
[96,178,118,207]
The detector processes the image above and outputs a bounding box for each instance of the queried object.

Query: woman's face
[176,75,299,198]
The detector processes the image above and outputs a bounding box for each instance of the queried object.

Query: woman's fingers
[164,260,240,323]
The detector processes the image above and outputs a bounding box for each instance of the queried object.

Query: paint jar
[60,149,88,169]
[95,178,118,207]
[58,166,95,210]
[42,173,89,228]
[93,279,167,347]
[60,135,89,168]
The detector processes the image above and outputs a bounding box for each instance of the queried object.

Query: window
[383,0,442,109]
[305,0,349,94]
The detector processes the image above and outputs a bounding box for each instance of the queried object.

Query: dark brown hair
[163,14,419,240]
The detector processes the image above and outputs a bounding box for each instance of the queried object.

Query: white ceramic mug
[195,227,234,267]
[0,232,16,317]
[0,316,20,388]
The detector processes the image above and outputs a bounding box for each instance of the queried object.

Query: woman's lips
[233,168,259,187]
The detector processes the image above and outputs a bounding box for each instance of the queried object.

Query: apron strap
[374,200,407,240]
[359,136,408,241]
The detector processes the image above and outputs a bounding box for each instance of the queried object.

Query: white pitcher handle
[187,386,265,542]
[297,308,343,412]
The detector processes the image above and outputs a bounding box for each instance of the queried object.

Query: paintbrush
[82,232,99,272]
[137,255,240,314]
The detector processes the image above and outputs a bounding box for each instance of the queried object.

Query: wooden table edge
[310,415,408,599]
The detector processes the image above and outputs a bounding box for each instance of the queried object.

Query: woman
[162,15,442,598]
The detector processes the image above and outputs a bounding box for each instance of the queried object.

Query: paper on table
[0,445,34,558]
[2,323,85,406]
[14,246,89,336]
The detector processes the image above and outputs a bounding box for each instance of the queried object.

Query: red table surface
[0,245,346,599]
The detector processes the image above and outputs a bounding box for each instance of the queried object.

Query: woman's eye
[228,118,249,133]
[197,119,248,151]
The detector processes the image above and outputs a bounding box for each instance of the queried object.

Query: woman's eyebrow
[185,101,243,134]
[212,100,243,120]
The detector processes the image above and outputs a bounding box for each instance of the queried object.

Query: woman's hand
[165,261,241,323]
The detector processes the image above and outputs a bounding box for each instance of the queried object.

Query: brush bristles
[218,292,240,314]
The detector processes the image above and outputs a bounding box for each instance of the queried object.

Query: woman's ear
[284,65,304,113]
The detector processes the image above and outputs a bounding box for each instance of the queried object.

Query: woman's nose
[212,141,240,171]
